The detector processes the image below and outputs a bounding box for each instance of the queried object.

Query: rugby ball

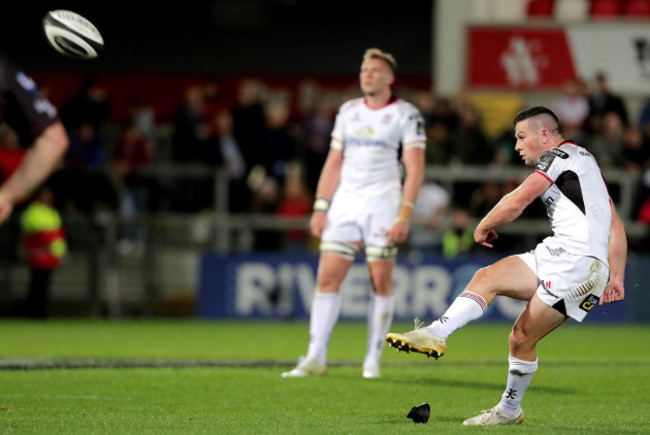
[43,10,103,59]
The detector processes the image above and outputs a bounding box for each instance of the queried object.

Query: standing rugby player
[282,48,426,379]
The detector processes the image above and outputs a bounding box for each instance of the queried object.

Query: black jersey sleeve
[0,53,59,147]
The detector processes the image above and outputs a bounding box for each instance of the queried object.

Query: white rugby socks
[497,355,538,417]
[365,293,394,365]
[306,292,341,364]
[428,291,488,339]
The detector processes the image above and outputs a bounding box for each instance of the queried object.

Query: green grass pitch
[0,319,648,433]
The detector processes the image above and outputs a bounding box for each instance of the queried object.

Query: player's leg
[387,255,538,358]
[463,293,566,425]
[282,248,356,377]
[363,252,396,378]
[306,250,357,361]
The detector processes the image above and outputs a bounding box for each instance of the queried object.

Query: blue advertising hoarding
[198,252,629,323]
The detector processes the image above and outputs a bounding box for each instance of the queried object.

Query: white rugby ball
[43,10,104,59]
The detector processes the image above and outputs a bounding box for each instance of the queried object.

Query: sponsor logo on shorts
[579,294,600,312]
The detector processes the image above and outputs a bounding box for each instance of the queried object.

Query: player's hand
[0,193,13,226]
[600,277,625,305]
[474,227,498,248]
[385,219,409,245]
[310,211,327,238]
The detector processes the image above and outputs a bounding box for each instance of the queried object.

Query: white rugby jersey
[330,97,426,202]
[533,141,612,265]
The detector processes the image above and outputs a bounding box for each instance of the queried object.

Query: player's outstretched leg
[385,318,446,359]
[462,406,524,426]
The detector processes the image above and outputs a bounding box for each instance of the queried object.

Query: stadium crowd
[1,72,649,255]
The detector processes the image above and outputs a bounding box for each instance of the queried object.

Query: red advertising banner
[467,26,577,89]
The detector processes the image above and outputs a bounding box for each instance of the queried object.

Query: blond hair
[363,48,396,72]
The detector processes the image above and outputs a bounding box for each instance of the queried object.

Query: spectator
[638,97,650,139]
[553,77,589,142]
[413,90,436,127]
[63,122,116,213]
[621,126,650,175]
[585,72,629,135]
[469,181,503,219]
[20,187,66,318]
[263,100,298,184]
[586,111,626,168]
[66,123,107,169]
[432,96,459,132]
[448,104,492,165]
[204,109,249,213]
[249,176,281,251]
[232,79,266,175]
[408,181,450,254]
[441,207,474,259]
[424,118,453,164]
[60,74,111,131]
[113,121,154,245]
[275,169,313,252]
[301,100,333,195]
[125,96,156,146]
[171,84,209,163]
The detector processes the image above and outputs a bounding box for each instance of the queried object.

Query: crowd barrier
[198,252,644,323]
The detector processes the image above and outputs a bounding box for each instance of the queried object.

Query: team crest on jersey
[382,114,393,124]
[354,126,374,138]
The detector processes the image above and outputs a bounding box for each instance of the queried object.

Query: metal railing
[1,163,645,317]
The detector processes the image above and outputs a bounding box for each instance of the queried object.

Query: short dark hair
[513,106,559,126]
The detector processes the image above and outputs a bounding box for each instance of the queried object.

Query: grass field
[0,319,648,433]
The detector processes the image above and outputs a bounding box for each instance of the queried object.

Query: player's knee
[509,325,533,354]
[370,277,392,295]
[470,266,495,291]
[317,274,342,293]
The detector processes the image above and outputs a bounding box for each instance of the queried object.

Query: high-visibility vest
[21,201,66,269]
[442,228,474,259]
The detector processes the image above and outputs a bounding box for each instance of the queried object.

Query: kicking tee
[533,141,612,265]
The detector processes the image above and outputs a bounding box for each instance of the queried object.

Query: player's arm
[310,146,343,238]
[474,172,551,248]
[387,145,425,244]
[0,121,68,224]
[600,200,627,304]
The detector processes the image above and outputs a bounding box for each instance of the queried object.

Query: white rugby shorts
[321,190,400,251]
[517,243,610,322]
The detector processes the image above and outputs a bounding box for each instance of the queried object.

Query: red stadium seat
[527,0,555,17]
[622,0,650,17]
[590,0,622,18]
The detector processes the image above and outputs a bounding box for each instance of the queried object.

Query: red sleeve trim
[534,170,553,184]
